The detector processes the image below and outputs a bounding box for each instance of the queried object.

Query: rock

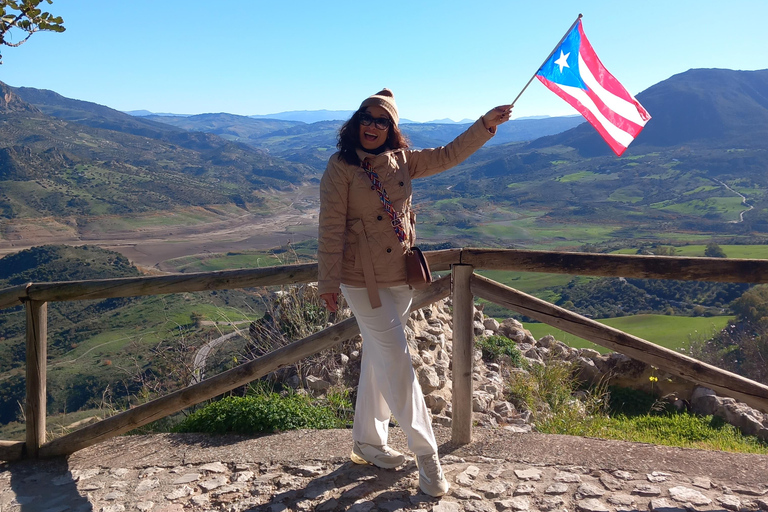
[433,501,463,512]
[607,494,636,506]
[172,473,200,484]
[165,485,194,500]
[537,335,556,348]
[472,390,494,412]
[545,483,569,494]
[647,471,672,482]
[135,478,159,494]
[417,365,441,393]
[199,462,228,473]
[554,471,581,483]
[668,486,712,506]
[692,476,711,489]
[306,374,331,392]
[514,483,536,495]
[456,465,481,486]
[199,475,229,491]
[483,318,500,332]
[649,498,681,512]
[577,483,605,497]
[717,495,742,510]
[539,496,565,511]
[496,497,530,510]
[576,498,610,512]
[453,487,483,500]
[599,472,622,491]
[476,481,507,498]
[513,468,542,481]
[613,470,633,480]
[425,394,448,414]
[633,484,662,496]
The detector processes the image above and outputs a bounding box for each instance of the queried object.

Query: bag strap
[360,159,408,246]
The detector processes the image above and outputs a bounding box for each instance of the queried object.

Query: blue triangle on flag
[537,25,588,90]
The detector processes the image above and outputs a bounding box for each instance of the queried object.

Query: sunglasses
[359,112,391,130]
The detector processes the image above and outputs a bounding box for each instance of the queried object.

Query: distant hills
[0,82,318,219]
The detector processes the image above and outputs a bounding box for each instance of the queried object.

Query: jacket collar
[355,147,402,167]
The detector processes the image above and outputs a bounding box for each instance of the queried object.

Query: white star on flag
[554,50,570,72]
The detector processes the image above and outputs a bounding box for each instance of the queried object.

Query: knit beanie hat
[359,88,399,126]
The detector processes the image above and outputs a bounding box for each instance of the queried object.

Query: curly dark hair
[336,109,410,166]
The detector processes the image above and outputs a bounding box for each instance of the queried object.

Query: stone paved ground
[1,427,767,512]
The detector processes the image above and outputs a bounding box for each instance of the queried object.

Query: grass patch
[507,359,768,453]
[476,335,526,367]
[523,315,731,353]
[174,385,353,434]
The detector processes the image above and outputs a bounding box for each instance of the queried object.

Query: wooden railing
[1,248,768,461]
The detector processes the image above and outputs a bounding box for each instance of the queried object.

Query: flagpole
[510,13,583,107]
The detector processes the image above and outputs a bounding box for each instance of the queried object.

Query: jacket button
[399,181,404,186]
[386,248,392,253]
[377,215,383,221]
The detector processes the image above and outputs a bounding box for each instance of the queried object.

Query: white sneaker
[350,441,405,469]
[416,453,450,497]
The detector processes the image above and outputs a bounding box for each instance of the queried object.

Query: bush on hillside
[173,387,353,435]
[476,335,526,368]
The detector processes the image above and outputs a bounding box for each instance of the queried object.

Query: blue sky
[1,0,766,122]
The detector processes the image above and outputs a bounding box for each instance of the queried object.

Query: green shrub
[476,335,526,367]
[173,388,352,435]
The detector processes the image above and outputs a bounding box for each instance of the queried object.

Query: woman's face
[358,105,391,151]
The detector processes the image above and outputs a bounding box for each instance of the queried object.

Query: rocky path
[2,428,767,512]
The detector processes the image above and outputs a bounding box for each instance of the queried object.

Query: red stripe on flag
[577,23,637,105]
[537,75,629,156]
[582,86,645,138]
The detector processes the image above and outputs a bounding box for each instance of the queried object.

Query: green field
[613,244,768,259]
[523,314,732,353]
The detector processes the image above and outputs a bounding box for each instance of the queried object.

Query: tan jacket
[318,118,494,308]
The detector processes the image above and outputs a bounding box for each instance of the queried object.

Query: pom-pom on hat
[359,88,399,126]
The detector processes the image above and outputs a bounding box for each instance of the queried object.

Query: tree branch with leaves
[0,0,64,64]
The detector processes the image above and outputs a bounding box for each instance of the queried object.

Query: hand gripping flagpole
[511,13,583,107]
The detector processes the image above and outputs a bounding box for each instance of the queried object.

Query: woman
[318,88,510,497]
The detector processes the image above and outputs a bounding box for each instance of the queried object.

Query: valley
[0,185,320,270]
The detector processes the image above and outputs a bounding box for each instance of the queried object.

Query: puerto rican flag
[536,20,651,156]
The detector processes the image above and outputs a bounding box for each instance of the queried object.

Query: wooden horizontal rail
[38,275,452,458]
[0,283,29,311]
[3,248,766,312]
[470,273,768,413]
[462,248,768,283]
[0,250,460,312]
[0,264,317,310]
[0,440,24,461]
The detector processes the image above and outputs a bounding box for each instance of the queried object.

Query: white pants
[341,284,438,456]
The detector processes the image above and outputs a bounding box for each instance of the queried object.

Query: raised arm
[407,105,512,180]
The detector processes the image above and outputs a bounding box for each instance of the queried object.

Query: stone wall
[299,298,768,442]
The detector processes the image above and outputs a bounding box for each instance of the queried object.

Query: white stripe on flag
[578,54,647,127]
[553,82,635,148]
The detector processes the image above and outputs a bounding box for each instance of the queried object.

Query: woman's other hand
[482,105,513,132]
[320,292,339,312]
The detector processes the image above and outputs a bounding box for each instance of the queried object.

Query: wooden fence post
[25,300,47,457]
[451,264,474,444]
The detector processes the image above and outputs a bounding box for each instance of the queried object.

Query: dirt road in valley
[0,192,320,270]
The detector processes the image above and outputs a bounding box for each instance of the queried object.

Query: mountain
[532,68,768,156]
[0,82,319,220]
[142,113,304,143]
[249,109,355,123]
